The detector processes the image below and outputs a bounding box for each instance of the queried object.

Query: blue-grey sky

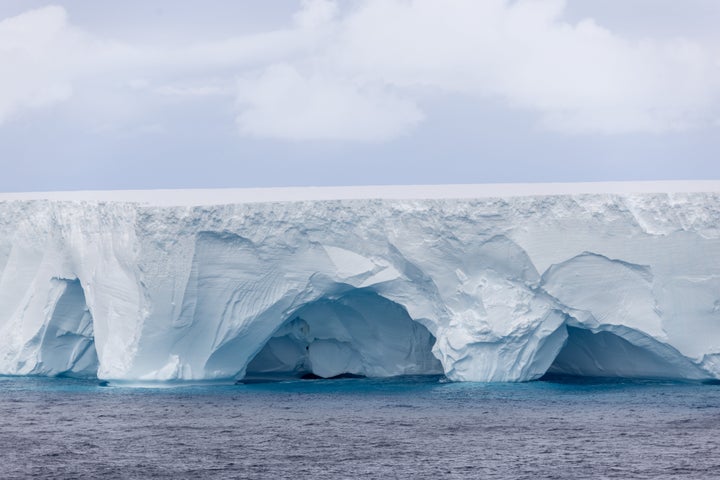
[0,0,718,192]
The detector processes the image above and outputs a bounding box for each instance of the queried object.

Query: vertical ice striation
[33,278,98,377]
[0,183,719,383]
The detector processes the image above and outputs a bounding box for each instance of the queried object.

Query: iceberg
[1,181,720,383]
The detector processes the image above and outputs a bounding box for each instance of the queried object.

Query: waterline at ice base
[1,181,720,385]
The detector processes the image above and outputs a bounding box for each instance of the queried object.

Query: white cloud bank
[235,64,423,141]
[0,6,76,123]
[0,0,718,140]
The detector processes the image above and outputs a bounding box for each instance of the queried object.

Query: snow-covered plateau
[1,181,720,383]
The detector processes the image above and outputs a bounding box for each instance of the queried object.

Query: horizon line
[1,180,719,206]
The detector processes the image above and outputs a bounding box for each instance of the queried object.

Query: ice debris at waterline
[1,181,720,384]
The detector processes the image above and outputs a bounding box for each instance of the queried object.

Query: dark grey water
[1,375,719,479]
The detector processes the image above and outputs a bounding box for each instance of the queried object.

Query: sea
[1,375,719,479]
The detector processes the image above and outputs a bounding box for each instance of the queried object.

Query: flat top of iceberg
[1,180,719,206]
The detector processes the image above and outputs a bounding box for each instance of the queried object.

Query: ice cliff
[1,182,720,383]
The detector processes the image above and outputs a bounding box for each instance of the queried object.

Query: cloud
[0,1,718,139]
[0,6,156,125]
[0,5,321,125]
[330,0,720,134]
[236,64,423,141]
[0,6,75,122]
[155,84,233,97]
[293,0,339,30]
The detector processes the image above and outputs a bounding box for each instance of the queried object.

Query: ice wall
[1,186,719,382]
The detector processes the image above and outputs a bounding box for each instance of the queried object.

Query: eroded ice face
[1,185,720,384]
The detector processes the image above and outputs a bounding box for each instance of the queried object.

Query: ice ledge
[1,180,719,206]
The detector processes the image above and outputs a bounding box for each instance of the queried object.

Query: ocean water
[1,375,719,479]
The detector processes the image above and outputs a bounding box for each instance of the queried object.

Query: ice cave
[244,290,443,381]
[542,326,707,380]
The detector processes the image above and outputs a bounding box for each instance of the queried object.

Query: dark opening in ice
[243,290,442,382]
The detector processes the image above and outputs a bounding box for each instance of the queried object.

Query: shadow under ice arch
[541,323,709,381]
[243,289,443,380]
[200,280,446,381]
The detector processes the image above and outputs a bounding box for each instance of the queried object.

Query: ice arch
[32,279,98,377]
[162,230,448,382]
[244,290,443,380]
[538,253,710,381]
[543,325,707,380]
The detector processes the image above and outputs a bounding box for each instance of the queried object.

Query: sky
[0,0,718,192]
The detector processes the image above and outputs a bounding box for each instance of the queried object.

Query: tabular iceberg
[1,182,720,383]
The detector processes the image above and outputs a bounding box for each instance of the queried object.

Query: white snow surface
[1,181,720,383]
